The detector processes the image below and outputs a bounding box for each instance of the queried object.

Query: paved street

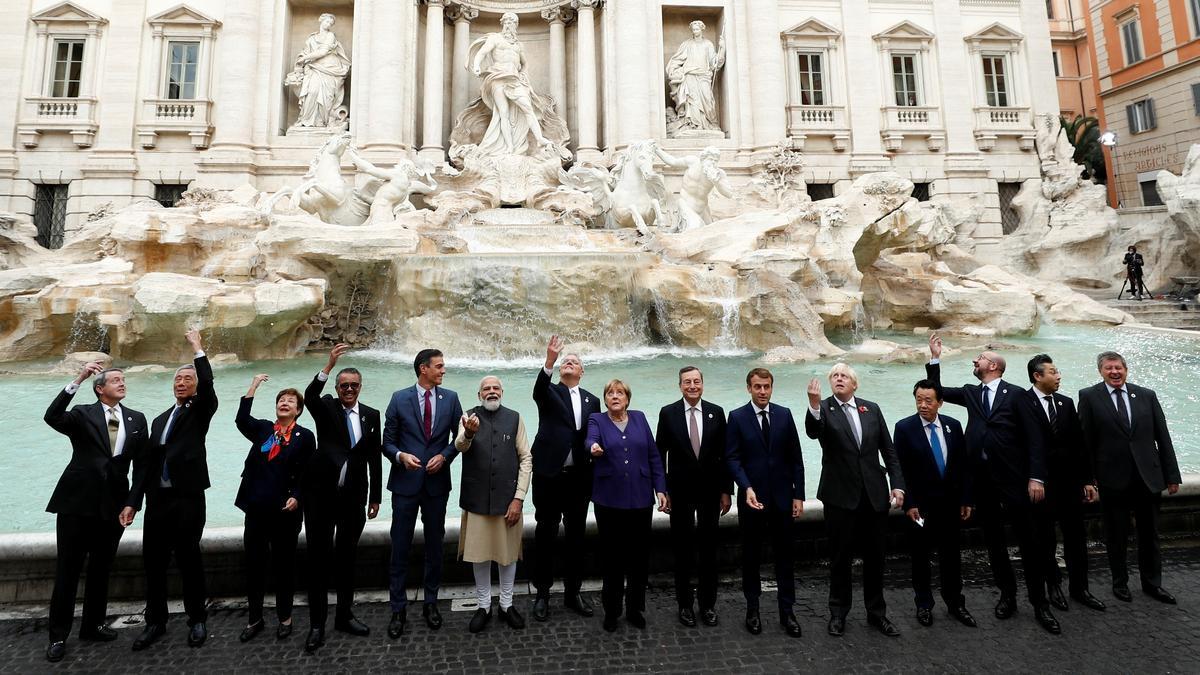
[2,543,1198,674]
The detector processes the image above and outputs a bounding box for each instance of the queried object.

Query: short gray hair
[478,375,504,391]
[175,363,197,377]
[1096,351,1127,370]
[92,368,123,397]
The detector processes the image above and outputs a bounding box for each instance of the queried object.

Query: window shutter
[1126,103,1137,132]
[1147,98,1157,129]
[1192,83,1200,115]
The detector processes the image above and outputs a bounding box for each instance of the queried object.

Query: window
[1190,0,1200,37]
[1126,99,1156,133]
[1120,19,1143,65]
[912,182,931,201]
[998,181,1022,234]
[34,184,69,249]
[50,40,84,98]
[1051,51,1062,77]
[981,55,1010,107]
[1139,178,1164,207]
[1192,82,1200,115]
[154,183,190,207]
[807,183,835,201]
[892,54,920,106]
[166,41,200,100]
[1046,0,1055,19]
[796,53,825,106]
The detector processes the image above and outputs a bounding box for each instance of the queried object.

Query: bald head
[972,350,1006,383]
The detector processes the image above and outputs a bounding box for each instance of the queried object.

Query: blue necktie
[982,386,991,415]
[346,408,357,447]
[928,422,946,477]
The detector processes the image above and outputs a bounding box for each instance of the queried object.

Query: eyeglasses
[337,382,361,391]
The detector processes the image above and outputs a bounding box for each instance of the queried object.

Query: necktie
[423,389,433,440]
[982,386,992,415]
[107,407,119,456]
[1113,388,1131,431]
[842,402,861,447]
[160,405,180,483]
[688,407,701,458]
[346,407,358,446]
[759,410,770,446]
[928,422,946,476]
[1043,395,1058,433]
[570,388,582,431]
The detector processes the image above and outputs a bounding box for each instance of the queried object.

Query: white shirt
[684,400,704,440]
[1104,382,1133,426]
[979,379,1000,408]
[341,403,361,487]
[752,402,770,430]
[102,402,127,456]
[544,366,582,467]
[808,396,862,445]
[922,415,948,465]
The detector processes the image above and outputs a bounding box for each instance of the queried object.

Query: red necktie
[423,389,433,440]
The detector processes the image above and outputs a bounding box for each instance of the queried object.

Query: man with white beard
[455,377,533,633]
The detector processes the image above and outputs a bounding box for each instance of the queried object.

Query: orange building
[1050,0,1100,119]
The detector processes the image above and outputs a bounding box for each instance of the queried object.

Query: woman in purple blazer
[585,379,668,632]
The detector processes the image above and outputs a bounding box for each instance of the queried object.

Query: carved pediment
[873,20,935,42]
[30,1,107,26]
[782,18,842,39]
[964,22,1024,47]
[147,4,221,28]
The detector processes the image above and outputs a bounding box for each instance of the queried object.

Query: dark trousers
[305,492,367,626]
[738,504,796,613]
[388,489,447,612]
[974,467,1046,608]
[594,505,652,617]
[242,506,302,626]
[1101,481,1162,588]
[532,466,591,597]
[48,513,124,642]
[1041,477,1090,594]
[668,491,721,610]
[143,489,208,625]
[907,500,965,610]
[825,496,888,620]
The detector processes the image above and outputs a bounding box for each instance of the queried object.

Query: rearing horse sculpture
[263,132,374,225]
[559,139,669,234]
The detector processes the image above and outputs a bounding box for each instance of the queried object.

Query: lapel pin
[438,394,443,400]
[1002,389,1008,394]
[1057,401,1062,406]
[184,402,191,408]
[127,416,133,421]
[585,397,590,403]
[1130,393,1137,399]
[708,413,713,419]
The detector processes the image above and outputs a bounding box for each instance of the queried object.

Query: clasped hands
[397,451,445,474]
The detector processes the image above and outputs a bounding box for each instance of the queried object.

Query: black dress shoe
[781,612,802,638]
[565,594,594,617]
[1143,586,1177,604]
[1113,585,1133,602]
[46,641,66,663]
[423,604,443,630]
[532,596,550,622]
[468,608,491,634]
[994,595,1017,620]
[700,608,718,626]
[949,605,977,628]
[744,610,762,635]
[1071,590,1107,611]
[276,622,293,640]
[916,608,933,627]
[602,614,618,632]
[334,615,370,636]
[304,627,325,653]
[187,622,207,648]
[132,623,166,651]
[827,615,846,636]
[678,607,697,627]
[626,611,646,629]
[239,620,264,643]
[1048,584,1069,611]
[387,611,406,639]
[1034,607,1061,635]
[499,606,525,629]
[868,615,900,637]
[79,624,119,642]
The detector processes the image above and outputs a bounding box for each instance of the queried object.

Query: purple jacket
[585,410,667,510]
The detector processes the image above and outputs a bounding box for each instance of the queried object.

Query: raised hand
[185,328,203,352]
[324,343,350,373]
[807,377,822,409]
[247,373,269,397]
[75,361,105,385]
[544,335,565,369]
[461,413,481,435]
[929,332,943,360]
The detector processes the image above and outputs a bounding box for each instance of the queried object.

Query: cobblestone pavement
[2,543,1198,674]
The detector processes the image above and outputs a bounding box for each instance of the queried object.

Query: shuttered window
[1126,99,1156,133]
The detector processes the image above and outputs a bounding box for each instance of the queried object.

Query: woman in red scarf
[234,374,315,642]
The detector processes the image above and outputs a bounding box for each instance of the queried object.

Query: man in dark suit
[1024,354,1106,612]
[530,335,601,622]
[133,329,219,651]
[893,379,976,629]
[382,348,463,638]
[654,365,730,628]
[42,362,148,662]
[301,343,383,651]
[805,364,905,638]
[726,367,805,639]
[926,333,1060,634]
[1078,351,1181,604]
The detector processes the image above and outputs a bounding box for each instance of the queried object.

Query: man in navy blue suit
[382,349,464,639]
[893,379,976,629]
[726,367,805,639]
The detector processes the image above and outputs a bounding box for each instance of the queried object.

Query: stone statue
[347,149,438,223]
[559,139,669,234]
[653,146,734,231]
[666,20,726,137]
[263,132,373,225]
[285,13,351,131]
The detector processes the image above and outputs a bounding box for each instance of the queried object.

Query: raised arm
[653,145,688,170]
[44,362,103,434]
[186,329,218,416]
[236,374,270,442]
[803,377,825,439]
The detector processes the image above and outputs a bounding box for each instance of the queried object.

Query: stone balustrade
[17,96,99,148]
[879,105,945,152]
[136,98,214,149]
[786,104,850,151]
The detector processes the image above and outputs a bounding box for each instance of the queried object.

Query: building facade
[1049,0,1099,118]
[1,0,1059,243]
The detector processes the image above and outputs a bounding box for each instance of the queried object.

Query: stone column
[448,3,478,124]
[743,0,787,152]
[573,0,602,163]
[420,0,447,162]
[839,0,886,173]
[208,0,261,153]
[0,2,29,211]
[542,5,571,111]
[363,0,414,152]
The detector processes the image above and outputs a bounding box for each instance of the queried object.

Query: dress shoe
[45,641,66,663]
[187,622,207,648]
[602,614,618,632]
[1143,586,1177,604]
[304,627,325,653]
[867,615,900,637]
[626,611,646,629]
[499,606,525,629]
[916,608,933,627]
[79,624,119,642]
[780,612,802,638]
[334,615,370,636]
[700,608,718,626]
[827,615,846,636]
[387,611,406,639]
[949,605,977,628]
[131,623,166,651]
[1071,590,1107,611]
[744,609,762,635]
[1047,584,1069,611]
[239,620,264,643]
[1112,584,1133,602]
[994,595,1017,620]
[1034,607,1061,635]
[678,607,697,627]
[423,603,443,630]
[532,596,550,622]
[276,622,293,640]
[468,608,491,634]
[565,593,594,618]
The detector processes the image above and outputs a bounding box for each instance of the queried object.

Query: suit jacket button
[624,459,629,464]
